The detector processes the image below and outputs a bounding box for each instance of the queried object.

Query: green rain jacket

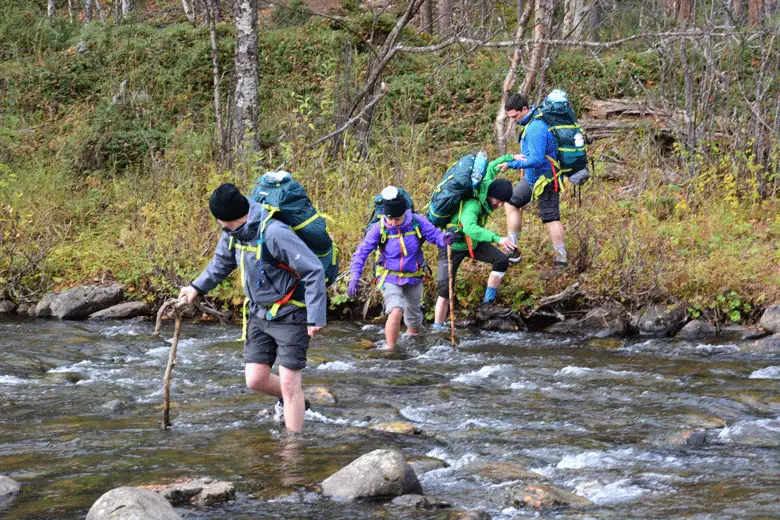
[448,154,514,252]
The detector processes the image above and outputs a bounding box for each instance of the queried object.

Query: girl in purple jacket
[348,186,455,349]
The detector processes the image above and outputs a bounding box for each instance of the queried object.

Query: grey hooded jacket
[191,199,327,327]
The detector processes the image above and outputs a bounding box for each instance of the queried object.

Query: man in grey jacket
[179,183,326,432]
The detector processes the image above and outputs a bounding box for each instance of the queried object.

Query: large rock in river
[759,304,780,333]
[635,304,687,336]
[321,449,422,500]
[86,487,182,520]
[50,284,124,320]
[0,475,21,505]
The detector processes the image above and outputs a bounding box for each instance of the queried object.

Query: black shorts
[436,243,508,298]
[243,308,309,370]
[509,177,561,223]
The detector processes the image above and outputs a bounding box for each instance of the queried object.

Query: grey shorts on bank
[381,282,424,329]
[244,308,309,370]
[509,177,561,223]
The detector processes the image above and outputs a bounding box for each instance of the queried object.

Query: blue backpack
[425,151,488,228]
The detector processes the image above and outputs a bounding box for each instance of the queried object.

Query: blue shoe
[431,322,449,332]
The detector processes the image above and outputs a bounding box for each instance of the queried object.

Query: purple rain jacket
[349,210,449,286]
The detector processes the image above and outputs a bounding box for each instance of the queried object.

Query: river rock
[509,483,593,510]
[483,317,522,332]
[139,478,236,506]
[677,320,716,339]
[86,487,182,520]
[651,429,708,447]
[89,302,150,320]
[309,386,338,406]
[464,461,546,483]
[453,511,491,520]
[0,475,21,503]
[50,284,124,320]
[714,420,780,447]
[759,304,780,333]
[391,494,450,509]
[371,421,418,435]
[102,399,128,416]
[321,449,422,500]
[741,333,780,355]
[635,304,687,336]
[16,303,30,314]
[408,456,448,476]
[0,300,17,313]
[33,291,60,317]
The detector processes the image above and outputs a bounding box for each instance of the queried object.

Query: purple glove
[442,232,456,246]
[347,278,360,298]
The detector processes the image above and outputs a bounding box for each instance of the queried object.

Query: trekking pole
[447,245,456,349]
[156,298,185,430]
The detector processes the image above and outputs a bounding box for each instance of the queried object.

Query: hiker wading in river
[179,183,326,432]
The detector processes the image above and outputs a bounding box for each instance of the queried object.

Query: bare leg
[487,272,504,290]
[506,203,523,236]
[385,307,403,348]
[245,362,282,397]
[278,366,305,432]
[407,327,420,336]
[435,296,449,324]
[545,220,567,263]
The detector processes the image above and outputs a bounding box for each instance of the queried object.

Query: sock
[553,244,567,264]
[508,232,519,246]
[483,286,497,303]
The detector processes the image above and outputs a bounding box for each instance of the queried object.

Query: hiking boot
[507,249,522,265]
[276,397,311,413]
[477,302,512,320]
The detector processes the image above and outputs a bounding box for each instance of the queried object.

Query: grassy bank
[1,3,778,325]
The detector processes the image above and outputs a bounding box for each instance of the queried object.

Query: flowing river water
[1,315,779,519]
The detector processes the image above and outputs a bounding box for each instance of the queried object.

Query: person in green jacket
[432,163,517,328]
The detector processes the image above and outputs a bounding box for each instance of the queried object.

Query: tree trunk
[421,0,433,33]
[68,0,75,22]
[517,0,524,23]
[748,0,762,24]
[121,0,132,16]
[205,0,226,162]
[677,0,692,21]
[588,0,601,41]
[48,0,56,18]
[231,0,260,156]
[94,0,106,22]
[182,0,196,22]
[438,0,452,36]
[732,0,744,22]
[494,0,534,153]
[84,0,93,22]
[519,0,553,97]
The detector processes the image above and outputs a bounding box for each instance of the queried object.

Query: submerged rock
[86,487,182,520]
[759,304,780,333]
[677,320,716,339]
[464,461,546,483]
[453,511,491,520]
[89,302,150,320]
[509,483,593,510]
[321,449,422,500]
[139,478,236,506]
[48,285,124,320]
[635,304,687,336]
[309,386,338,406]
[407,456,448,476]
[391,493,450,509]
[371,421,418,435]
[650,429,709,447]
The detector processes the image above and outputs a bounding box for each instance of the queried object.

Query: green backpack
[248,171,339,286]
[425,151,488,229]
[529,89,590,186]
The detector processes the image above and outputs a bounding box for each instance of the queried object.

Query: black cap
[383,195,408,218]
[487,178,513,202]
[209,183,250,221]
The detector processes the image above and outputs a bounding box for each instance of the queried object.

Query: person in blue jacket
[500,92,568,267]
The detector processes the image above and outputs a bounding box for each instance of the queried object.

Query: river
[1,315,779,519]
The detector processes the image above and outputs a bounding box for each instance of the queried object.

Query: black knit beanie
[383,195,408,218]
[487,178,513,202]
[209,183,250,221]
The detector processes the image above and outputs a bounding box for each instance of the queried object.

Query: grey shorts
[381,282,424,328]
[244,308,309,370]
[509,177,561,223]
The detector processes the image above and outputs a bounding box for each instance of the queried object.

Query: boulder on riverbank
[86,487,182,520]
[741,333,780,355]
[677,319,716,339]
[634,304,687,336]
[321,449,422,500]
[0,300,17,313]
[0,476,21,506]
[32,285,125,320]
[547,303,635,337]
[759,304,780,333]
[89,301,150,320]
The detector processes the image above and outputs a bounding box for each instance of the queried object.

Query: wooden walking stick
[447,245,456,349]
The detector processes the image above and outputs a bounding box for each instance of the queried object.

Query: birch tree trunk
[205,0,226,162]
[84,0,93,22]
[438,0,453,36]
[518,0,553,97]
[231,0,260,155]
[122,0,132,17]
[48,0,56,18]
[182,0,196,23]
[68,0,75,22]
[495,0,534,153]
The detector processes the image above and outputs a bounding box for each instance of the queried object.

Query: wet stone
[391,494,450,509]
[102,399,128,416]
[510,483,593,510]
[309,386,338,406]
[759,304,780,333]
[15,303,30,314]
[453,511,491,520]
[0,300,17,313]
[741,334,780,355]
[652,429,709,447]
[408,456,448,476]
[89,302,150,320]
[371,421,418,435]
[635,304,687,336]
[321,449,422,500]
[86,487,181,520]
[464,461,546,483]
[677,320,716,339]
[0,475,21,503]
